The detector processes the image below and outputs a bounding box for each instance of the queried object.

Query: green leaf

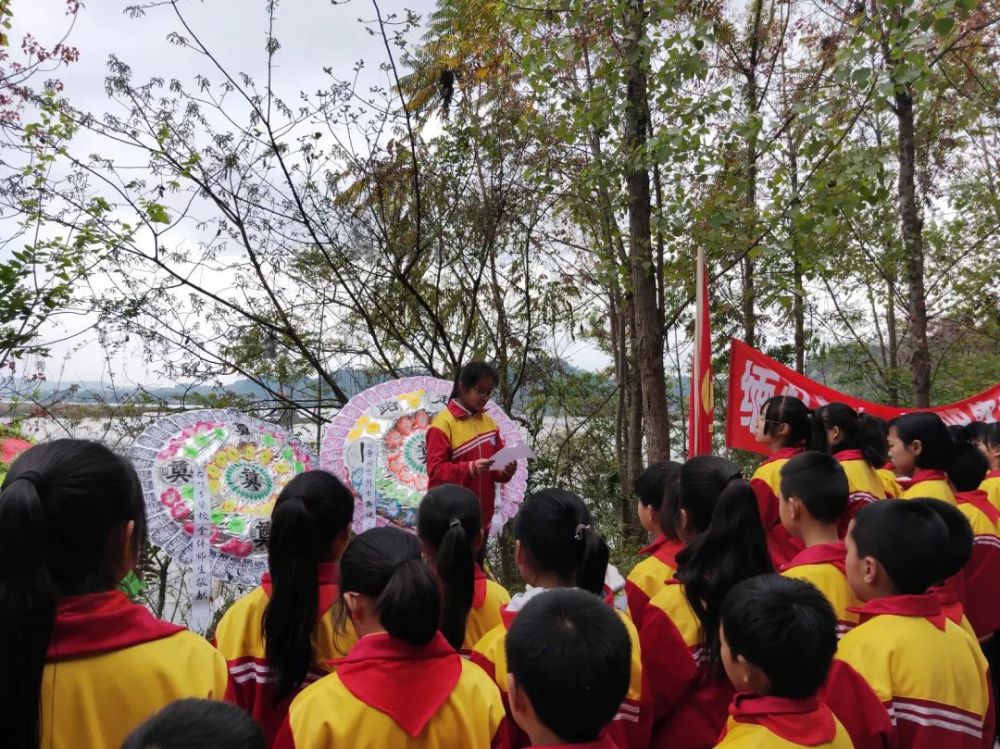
[934,17,956,35]
[146,204,170,224]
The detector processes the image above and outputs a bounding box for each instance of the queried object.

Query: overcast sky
[8,0,610,385]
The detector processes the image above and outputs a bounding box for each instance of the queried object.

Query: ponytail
[0,475,56,749]
[891,412,955,473]
[675,457,773,674]
[514,488,609,596]
[811,403,885,467]
[340,527,442,648]
[761,396,811,447]
[262,471,353,703]
[0,439,144,749]
[417,485,480,650]
[575,523,610,596]
[377,557,441,646]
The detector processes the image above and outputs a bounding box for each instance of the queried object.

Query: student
[121,699,266,749]
[426,361,517,536]
[867,415,902,498]
[714,575,853,749]
[417,484,510,653]
[471,488,649,749]
[908,498,977,638]
[777,451,861,636]
[625,461,684,625]
[0,439,228,749]
[748,395,810,566]
[945,445,1000,640]
[639,456,774,749]
[977,423,1000,510]
[888,411,956,502]
[274,527,504,749]
[215,470,356,743]
[810,404,888,527]
[838,500,993,748]
[506,588,633,749]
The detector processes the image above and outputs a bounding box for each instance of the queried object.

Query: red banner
[726,339,1000,455]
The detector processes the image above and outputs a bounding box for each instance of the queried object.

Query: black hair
[948,424,969,442]
[514,488,609,595]
[850,500,949,595]
[909,498,973,582]
[263,470,354,703]
[633,460,681,510]
[121,698,266,749]
[889,412,955,473]
[778,451,849,524]
[674,456,774,672]
[950,442,989,493]
[958,422,990,445]
[810,403,885,468]
[860,414,891,467]
[505,588,631,743]
[417,484,482,650]
[987,423,1000,450]
[450,361,500,400]
[653,462,683,541]
[339,526,441,646]
[760,396,811,447]
[0,439,145,749]
[720,575,837,698]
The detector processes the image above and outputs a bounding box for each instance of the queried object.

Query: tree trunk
[623,0,670,461]
[740,0,765,350]
[886,276,900,406]
[894,88,931,406]
[787,132,805,373]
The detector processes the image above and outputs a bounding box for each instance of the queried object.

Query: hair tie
[448,518,461,528]
[574,523,591,541]
[4,469,44,492]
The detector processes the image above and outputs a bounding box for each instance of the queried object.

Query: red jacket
[956,489,1000,639]
[749,448,805,568]
[426,400,511,530]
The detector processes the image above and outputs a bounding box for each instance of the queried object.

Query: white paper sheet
[489,442,535,468]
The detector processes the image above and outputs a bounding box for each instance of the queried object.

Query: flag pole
[694,245,705,453]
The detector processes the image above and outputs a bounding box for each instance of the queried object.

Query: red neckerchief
[780,541,846,574]
[956,489,1000,523]
[261,562,341,624]
[729,693,836,746]
[834,449,865,462]
[473,564,488,609]
[930,585,965,625]
[849,593,948,630]
[639,534,684,568]
[333,632,461,737]
[758,447,805,468]
[909,469,949,487]
[882,462,895,471]
[987,470,1000,480]
[531,737,618,749]
[447,399,481,419]
[47,590,184,661]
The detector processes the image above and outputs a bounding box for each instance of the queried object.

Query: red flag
[688,248,713,457]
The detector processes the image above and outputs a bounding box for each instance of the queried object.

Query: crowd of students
[3,380,1000,749]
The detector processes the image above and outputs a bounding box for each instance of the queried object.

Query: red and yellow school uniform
[471,588,650,749]
[426,400,511,530]
[900,469,956,503]
[639,580,734,749]
[780,542,860,637]
[820,659,894,749]
[749,447,805,567]
[713,694,854,749]
[42,590,228,749]
[877,464,902,498]
[833,450,887,534]
[980,470,1000,513]
[956,490,1000,640]
[463,565,511,653]
[215,562,357,743]
[274,631,504,749]
[836,593,993,749]
[625,534,683,626]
